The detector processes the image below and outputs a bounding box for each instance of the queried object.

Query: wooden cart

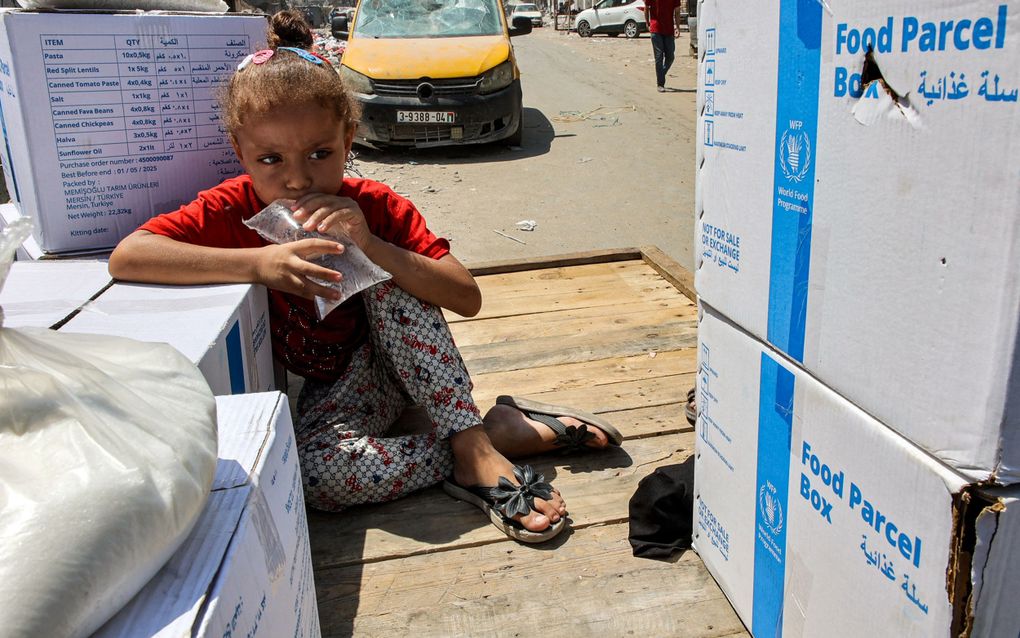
[306,247,747,637]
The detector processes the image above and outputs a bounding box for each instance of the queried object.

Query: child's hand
[291,194,372,250]
[254,239,345,301]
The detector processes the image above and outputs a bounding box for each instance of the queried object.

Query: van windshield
[353,0,504,37]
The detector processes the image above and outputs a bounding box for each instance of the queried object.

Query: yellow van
[333,0,533,147]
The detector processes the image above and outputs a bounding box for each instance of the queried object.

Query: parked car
[330,6,357,37]
[511,3,543,26]
[334,0,533,147]
[574,0,646,38]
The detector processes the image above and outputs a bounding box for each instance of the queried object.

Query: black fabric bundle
[627,455,695,559]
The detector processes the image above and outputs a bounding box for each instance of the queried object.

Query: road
[348,25,700,270]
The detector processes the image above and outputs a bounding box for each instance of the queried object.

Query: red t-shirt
[139,175,450,381]
[646,0,681,35]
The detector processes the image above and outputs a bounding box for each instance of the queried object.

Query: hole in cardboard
[861,47,900,101]
[851,46,920,128]
[940,257,947,266]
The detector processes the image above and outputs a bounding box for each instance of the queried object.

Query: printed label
[698,497,731,561]
[698,342,733,471]
[31,31,254,249]
[700,27,746,153]
[832,5,1016,106]
[701,222,741,272]
[799,439,931,616]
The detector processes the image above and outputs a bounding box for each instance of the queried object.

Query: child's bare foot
[482,402,613,458]
[449,425,566,534]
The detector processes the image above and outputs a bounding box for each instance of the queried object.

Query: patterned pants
[296,281,484,512]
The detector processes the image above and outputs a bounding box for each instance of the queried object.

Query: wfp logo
[759,482,784,535]
[779,128,811,183]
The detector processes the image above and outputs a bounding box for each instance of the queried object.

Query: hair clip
[279,46,324,65]
[237,48,274,70]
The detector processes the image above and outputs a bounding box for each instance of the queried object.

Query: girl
[109,11,621,543]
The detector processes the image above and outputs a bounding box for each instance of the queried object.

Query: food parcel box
[95,392,321,638]
[0,202,113,261]
[694,1,1020,482]
[62,280,273,396]
[693,305,1020,638]
[0,259,110,328]
[0,10,267,255]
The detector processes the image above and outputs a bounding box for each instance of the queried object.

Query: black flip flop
[685,387,697,426]
[443,464,566,544]
[496,395,624,452]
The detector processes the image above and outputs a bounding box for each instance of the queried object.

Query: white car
[574,0,647,38]
[511,3,544,26]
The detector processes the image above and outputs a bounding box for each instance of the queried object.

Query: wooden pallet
[306,247,747,637]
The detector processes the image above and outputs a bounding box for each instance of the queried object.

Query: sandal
[686,387,697,426]
[443,464,566,544]
[496,395,623,452]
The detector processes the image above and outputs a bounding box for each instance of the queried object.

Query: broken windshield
[353,0,504,37]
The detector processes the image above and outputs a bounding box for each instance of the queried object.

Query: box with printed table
[694,1,1020,482]
[0,203,115,261]
[692,304,1020,638]
[95,392,321,638]
[0,10,267,255]
[61,280,274,396]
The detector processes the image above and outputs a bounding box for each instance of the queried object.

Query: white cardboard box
[62,281,274,396]
[95,392,321,638]
[0,259,110,327]
[0,203,111,261]
[0,10,266,255]
[693,304,1020,638]
[694,1,1020,481]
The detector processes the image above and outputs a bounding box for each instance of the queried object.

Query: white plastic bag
[15,0,228,11]
[0,219,218,638]
[244,199,392,320]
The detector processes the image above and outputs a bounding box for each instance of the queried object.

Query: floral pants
[295,281,484,512]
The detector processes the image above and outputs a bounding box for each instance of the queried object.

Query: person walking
[687,0,698,56]
[644,0,682,91]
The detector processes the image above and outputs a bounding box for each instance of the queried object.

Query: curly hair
[220,10,361,138]
[266,9,314,48]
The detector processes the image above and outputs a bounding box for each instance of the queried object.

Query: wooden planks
[309,432,696,569]
[448,260,687,322]
[307,251,747,638]
[315,524,746,638]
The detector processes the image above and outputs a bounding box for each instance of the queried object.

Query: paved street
[349,24,699,270]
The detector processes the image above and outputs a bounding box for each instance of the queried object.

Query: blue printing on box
[754,0,823,634]
[766,0,822,364]
[753,353,796,636]
[226,320,245,394]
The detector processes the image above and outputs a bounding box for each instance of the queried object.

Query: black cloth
[627,456,695,559]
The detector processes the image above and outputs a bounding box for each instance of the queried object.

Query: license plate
[397,110,456,124]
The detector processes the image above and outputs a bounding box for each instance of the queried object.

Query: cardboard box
[0,259,110,328]
[62,280,273,396]
[0,203,111,261]
[694,1,1020,481]
[95,392,321,638]
[693,304,1020,638]
[0,10,267,255]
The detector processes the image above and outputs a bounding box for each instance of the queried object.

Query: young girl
[109,11,621,543]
